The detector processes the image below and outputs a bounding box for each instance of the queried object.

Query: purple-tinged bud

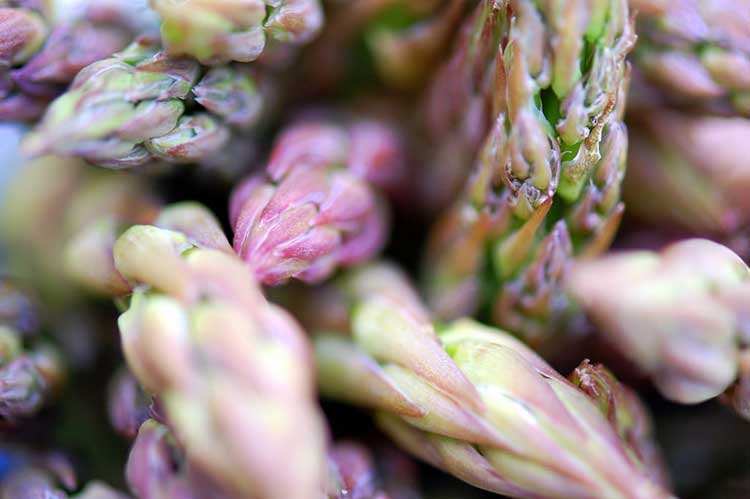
[632,0,750,114]
[108,367,151,440]
[0,356,47,422]
[0,7,46,66]
[625,109,750,238]
[0,1,158,122]
[114,222,328,499]
[0,448,76,499]
[265,0,324,44]
[193,66,265,128]
[347,121,407,198]
[126,419,234,499]
[230,121,401,286]
[11,22,131,99]
[0,90,47,120]
[0,280,65,422]
[23,39,272,166]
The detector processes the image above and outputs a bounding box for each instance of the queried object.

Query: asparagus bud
[0,281,65,423]
[151,0,324,64]
[230,120,404,285]
[314,263,671,498]
[108,367,152,440]
[112,212,327,499]
[23,38,271,167]
[567,238,749,405]
[0,0,158,122]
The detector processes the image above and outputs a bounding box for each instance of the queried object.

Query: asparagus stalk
[566,238,750,413]
[72,203,330,499]
[0,446,75,498]
[128,419,417,499]
[126,418,237,499]
[107,367,152,440]
[422,0,635,346]
[311,263,671,498]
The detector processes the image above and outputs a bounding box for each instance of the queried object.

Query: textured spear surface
[111,203,327,499]
[229,120,404,286]
[313,263,671,498]
[0,280,65,422]
[630,0,750,115]
[566,238,750,406]
[415,0,500,212]
[151,0,324,64]
[0,0,157,122]
[422,0,635,346]
[22,38,272,167]
[624,108,750,241]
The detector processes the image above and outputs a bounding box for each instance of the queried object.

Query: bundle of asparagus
[2,0,750,498]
